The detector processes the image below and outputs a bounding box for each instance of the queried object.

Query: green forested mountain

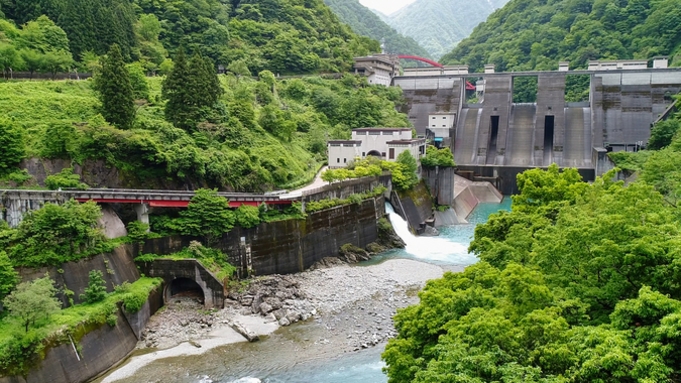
[383,0,509,60]
[0,0,379,74]
[442,0,681,72]
[323,0,430,58]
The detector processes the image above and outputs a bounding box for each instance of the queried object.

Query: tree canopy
[383,159,681,381]
[442,0,681,71]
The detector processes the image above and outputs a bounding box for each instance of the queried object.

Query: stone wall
[300,174,392,202]
[0,290,162,383]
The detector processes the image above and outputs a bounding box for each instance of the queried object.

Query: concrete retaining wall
[0,290,162,383]
[17,245,140,308]
[140,259,225,308]
[453,175,503,222]
[390,182,434,233]
[139,197,385,277]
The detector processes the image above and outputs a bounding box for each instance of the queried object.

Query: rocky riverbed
[102,258,444,382]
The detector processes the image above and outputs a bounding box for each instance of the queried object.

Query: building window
[362,152,365,157]
[432,125,436,128]
[382,152,386,157]
[337,158,340,163]
[443,125,446,127]
[443,117,446,119]
[388,149,394,159]
[344,158,347,163]
[431,116,436,119]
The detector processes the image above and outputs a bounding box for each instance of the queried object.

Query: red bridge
[1,188,292,208]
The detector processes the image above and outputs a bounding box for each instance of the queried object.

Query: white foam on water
[385,203,475,264]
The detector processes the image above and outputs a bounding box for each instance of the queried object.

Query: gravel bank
[99,258,444,382]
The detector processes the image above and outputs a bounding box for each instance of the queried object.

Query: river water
[100,199,511,383]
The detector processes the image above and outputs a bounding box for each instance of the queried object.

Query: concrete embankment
[1,246,161,383]
[452,175,504,222]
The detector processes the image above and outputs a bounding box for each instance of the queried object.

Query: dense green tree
[126,62,149,100]
[170,189,235,246]
[648,119,681,150]
[395,150,418,190]
[3,276,61,332]
[0,251,18,301]
[38,49,73,77]
[163,51,222,130]
[0,42,23,77]
[234,205,261,228]
[0,118,25,176]
[420,146,455,167]
[80,269,106,303]
[7,200,105,267]
[94,44,134,129]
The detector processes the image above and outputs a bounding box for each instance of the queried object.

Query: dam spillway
[396,67,681,193]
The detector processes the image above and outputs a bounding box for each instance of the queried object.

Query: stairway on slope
[506,104,536,166]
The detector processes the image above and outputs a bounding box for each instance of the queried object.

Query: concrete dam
[395,67,681,193]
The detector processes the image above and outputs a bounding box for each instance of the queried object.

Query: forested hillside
[383,0,508,59]
[0,0,379,75]
[323,0,430,58]
[442,0,681,72]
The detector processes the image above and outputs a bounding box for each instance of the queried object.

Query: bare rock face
[338,244,371,263]
[99,205,128,239]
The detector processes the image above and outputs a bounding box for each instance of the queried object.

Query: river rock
[421,225,439,237]
[338,244,371,263]
[231,321,260,342]
[279,317,290,326]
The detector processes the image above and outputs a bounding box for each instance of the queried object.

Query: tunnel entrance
[367,150,382,158]
[169,278,205,304]
[543,116,555,165]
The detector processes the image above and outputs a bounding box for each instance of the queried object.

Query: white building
[427,113,456,139]
[327,128,426,168]
[327,140,362,168]
[353,55,399,86]
[588,60,647,70]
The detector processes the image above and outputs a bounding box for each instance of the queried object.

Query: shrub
[80,270,107,304]
[44,167,89,190]
[235,205,261,228]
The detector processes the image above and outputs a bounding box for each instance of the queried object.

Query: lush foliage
[305,185,386,213]
[420,145,455,167]
[2,200,106,267]
[0,118,25,177]
[322,0,430,58]
[162,49,223,130]
[0,0,379,75]
[94,44,135,129]
[0,72,408,191]
[383,162,681,381]
[169,189,235,246]
[442,0,681,71]
[0,251,18,301]
[321,154,417,191]
[234,205,261,229]
[0,276,160,377]
[3,276,60,333]
[80,270,106,304]
[137,242,237,281]
[648,118,681,150]
[44,167,88,190]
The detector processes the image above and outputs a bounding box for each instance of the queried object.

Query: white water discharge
[385,203,476,265]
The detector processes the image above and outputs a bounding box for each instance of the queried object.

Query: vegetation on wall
[442,0,681,71]
[420,145,455,167]
[321,153,417,191]
[0,276,161,377]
